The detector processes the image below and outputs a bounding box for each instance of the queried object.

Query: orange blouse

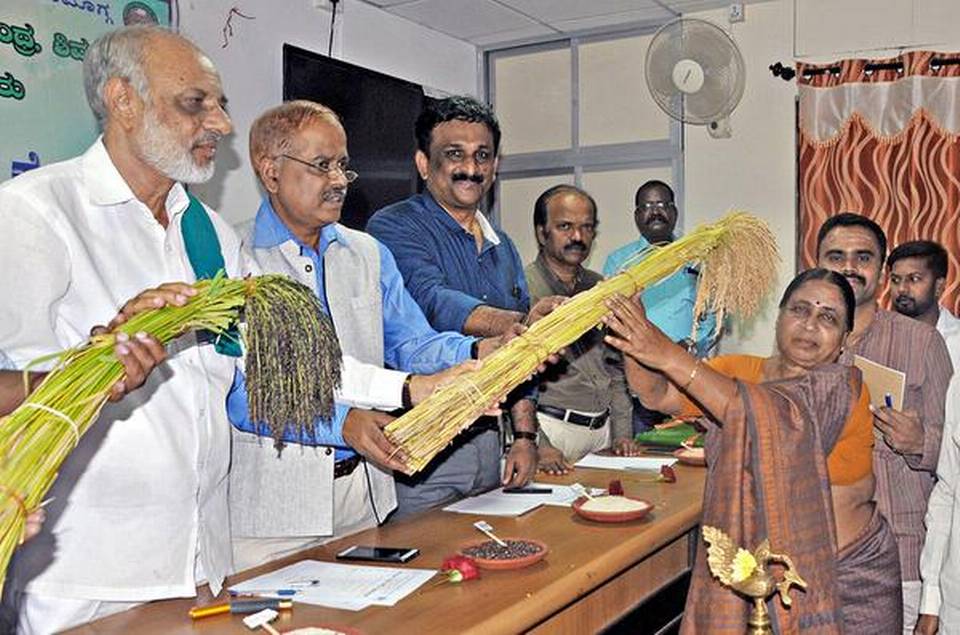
[678,354,873,486]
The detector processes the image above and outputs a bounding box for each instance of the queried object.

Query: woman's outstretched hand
[601,294,676,370]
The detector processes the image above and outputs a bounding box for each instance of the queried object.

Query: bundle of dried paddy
[0,272,341,592]
[384,212,779,472]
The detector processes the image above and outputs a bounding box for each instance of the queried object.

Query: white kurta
[920,374,960,630]
[937,306,960,375]
[0,139,241,601]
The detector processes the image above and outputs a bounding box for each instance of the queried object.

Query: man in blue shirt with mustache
[368,96,557,517]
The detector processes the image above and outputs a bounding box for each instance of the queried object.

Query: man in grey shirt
[524,185,634,473]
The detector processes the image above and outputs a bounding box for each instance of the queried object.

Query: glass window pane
[494,48,572,154]
[579,35,672,146]
[497,174,575,267]
[581,166,673,272]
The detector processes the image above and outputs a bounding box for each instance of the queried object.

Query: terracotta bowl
[572,495,654,523]
[673,446,707,467]
[458,537,549,570]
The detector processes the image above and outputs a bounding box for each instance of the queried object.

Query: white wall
[178,0,479,224]
[683,1,796,357]
[795,0,960,60]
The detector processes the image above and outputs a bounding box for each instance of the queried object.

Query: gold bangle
[681,359,702,390]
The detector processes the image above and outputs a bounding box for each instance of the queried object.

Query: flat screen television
[283,44,425,230]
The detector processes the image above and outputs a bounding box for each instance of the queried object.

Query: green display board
[1,0,177,183]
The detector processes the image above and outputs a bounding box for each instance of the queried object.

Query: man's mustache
[452,172,484,184]
[564,241,587,252]
[646,212,669,224]
[192,131,223,148]
[894,294,915,307]
[844,273,866,286]
[321,187,346,202]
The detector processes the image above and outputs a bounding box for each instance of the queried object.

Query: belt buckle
[334,455,360,479]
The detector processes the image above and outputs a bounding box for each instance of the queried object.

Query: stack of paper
[442,483,605,516]
[229,560,436,611]
[575,453,677,471]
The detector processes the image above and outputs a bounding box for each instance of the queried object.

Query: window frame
[483,23,685,231]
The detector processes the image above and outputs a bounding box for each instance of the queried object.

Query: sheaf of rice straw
[384,212,780,472]
[0,272,341,594]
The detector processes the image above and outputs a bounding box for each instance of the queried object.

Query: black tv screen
[283,44,425,230]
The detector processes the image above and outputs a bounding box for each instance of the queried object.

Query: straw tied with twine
[0,273,341,593]
[385,212,780,472]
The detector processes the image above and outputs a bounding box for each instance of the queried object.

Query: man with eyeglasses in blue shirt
[226,100,516,570]
[602,180,718,433]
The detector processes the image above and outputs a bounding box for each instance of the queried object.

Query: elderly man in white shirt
[917,374,960,634]
[0,26,237,633]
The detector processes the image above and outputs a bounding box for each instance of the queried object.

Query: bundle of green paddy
[385,212,779,472]
[635,423,705,448]
[0,273,340,592]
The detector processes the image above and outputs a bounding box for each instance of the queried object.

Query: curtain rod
[770,57,960,81]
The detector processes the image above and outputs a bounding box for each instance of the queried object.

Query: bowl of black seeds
[459,538,548,570]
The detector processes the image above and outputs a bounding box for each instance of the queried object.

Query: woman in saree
[603,268,901,633]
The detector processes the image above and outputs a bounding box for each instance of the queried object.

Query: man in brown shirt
[524,185,633,472]
[817,212,952,633]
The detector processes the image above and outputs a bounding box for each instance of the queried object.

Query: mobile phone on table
[335,545,420,563]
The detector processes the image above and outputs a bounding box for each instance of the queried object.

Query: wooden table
[72,465,705,634]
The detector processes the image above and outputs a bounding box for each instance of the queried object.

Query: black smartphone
[335,545,420,563]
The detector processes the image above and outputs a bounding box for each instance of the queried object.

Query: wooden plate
[572,495,654,523]
[458,538,548,570]
[673,446,706,467]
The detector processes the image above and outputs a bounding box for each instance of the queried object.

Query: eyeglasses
[635,201,676,213]
[280,154,359,183]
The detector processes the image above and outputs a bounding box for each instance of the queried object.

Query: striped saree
[681,364,896,634]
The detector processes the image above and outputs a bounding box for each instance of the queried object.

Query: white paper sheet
[229,560,436,610]
[574,453,677,471]
[442,482,605,516]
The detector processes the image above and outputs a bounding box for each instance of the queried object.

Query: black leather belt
[334,455,362,479]
[537,405,609,430]
[471,416,501,433]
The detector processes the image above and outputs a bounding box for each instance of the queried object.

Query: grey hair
[83,25,178,125]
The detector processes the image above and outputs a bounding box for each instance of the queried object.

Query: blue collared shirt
[228,198,475,458]
[602,237,718,355]
[367,192,530,332]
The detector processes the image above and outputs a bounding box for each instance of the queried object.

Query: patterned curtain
[797,51,960,313]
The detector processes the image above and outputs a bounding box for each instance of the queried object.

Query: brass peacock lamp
[702,525,807,635]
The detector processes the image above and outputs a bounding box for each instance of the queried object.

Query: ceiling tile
[359,0,778,48]
[549,8,676,32]
[496,0,664,22]
[663,0,775,14]
[471,24,558,46]
[361,0,419,6]
[389,0,543,39]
